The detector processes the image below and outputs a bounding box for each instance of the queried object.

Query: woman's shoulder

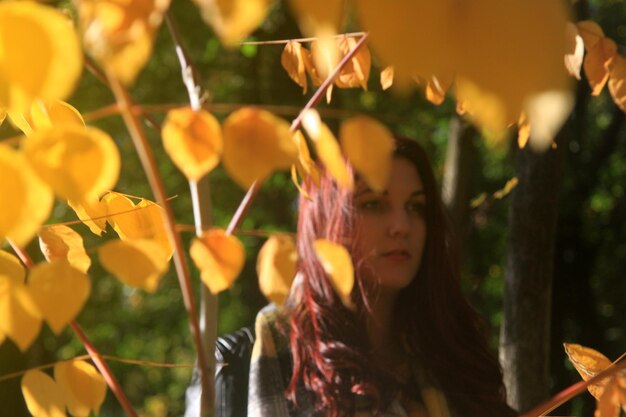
[252,304,291,357]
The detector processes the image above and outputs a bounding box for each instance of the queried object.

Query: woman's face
[353,157,427,293]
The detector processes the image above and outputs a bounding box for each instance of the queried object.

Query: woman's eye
[407,201,426,214]
[358,200,384,211]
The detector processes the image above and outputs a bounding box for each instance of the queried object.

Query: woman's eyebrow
[411,190,426,197]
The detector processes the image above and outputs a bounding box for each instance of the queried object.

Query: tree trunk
[499,134,567,412]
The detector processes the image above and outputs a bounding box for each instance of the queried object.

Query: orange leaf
[564,343,612,399]
[577,20,605,50]
[0,275,42,351]
[54,359,107,417]
[313,239,354,309]
[335,36,371,91]
[257,233,297,306]
[584,37,617,96]
[0,250,26,282]
[67,198,108,237]
[28,260,91,334]
[281,41,311,94]
[310,35,340,102]
[608,54,626,114]
[293,130,320,186]
[595,380,621,417]
[425,73,453,106]
[339,116,394,192]
[380,66,394,91]
[565,22,584,80]
[190,229,245,294]
[21,370,66,417]
[222,107,298,189]
[38,225,91,274]
[288,0,344,36]
[162,107,223,181]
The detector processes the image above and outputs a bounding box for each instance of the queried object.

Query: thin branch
[240,31,366,45]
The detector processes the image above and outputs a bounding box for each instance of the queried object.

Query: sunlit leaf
[564,343,612,399]
[577,20,605,50]
[565,22,584,80]
[339,116,394,192]
[608,54,626,114]
[525,90,575,150]
[517,113,530,149]
[54,360,107,417]
[162,107,223,181]
[192,0,272,47]
[0,275,42,351]
[335,36,371,91]
[30,100,85,131]
[310,36,339,102]
[0,1,82,114]
[281,41,311,94]
[301,109,352,190]
[493,178,519,200]
[99,239,169,293]
[425,73,453,106]
[28,260,90,334]
[313,239,354,309]
[583,37,617,96]
[222,107,298,189]
[23,126,121,203]
[21,370,66,417]
[288,0,344,36]
[291,164,312,200]
[0,250,26,282]
[257,233,297,306]
[78,0,170,85]
[190,229,245,294]
[67,198,108,237]
[0,145,53,247]
[380,66,394,91]
[0,107,6,126]
[596,381,621,417]
[293,130,320,186]
[38,225,91,274]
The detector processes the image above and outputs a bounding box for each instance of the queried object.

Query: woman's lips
[381,250,410,261]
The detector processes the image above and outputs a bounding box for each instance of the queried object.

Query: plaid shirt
[247,305,453,417]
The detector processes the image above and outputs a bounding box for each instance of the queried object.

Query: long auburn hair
[285,137,515,417]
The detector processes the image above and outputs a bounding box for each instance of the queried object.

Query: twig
[240,31,366,45]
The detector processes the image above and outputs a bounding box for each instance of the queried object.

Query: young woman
[248,137,516,417]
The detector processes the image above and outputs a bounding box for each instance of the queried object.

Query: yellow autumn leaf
[577,20,605,50]
[0,107,6,125]
[426,73,454,106]
[257,233,297,306]
[340,116,394,192]
[380,66,394,91]
[525,90,575,151]
[313,239,354,309]
[78,0,170,85]
[608,54,626,114]
[281,41,311,94]
[99,239,169,293]
[0,250,26,282]
[193,0,272,47]
[310,36,340,102]
[335,36,371,91]
[21,370,66,417]
[28,260,91,335]
[222,107,298,189]
[565,22,584,80]
[54,359,107,417]
[0,145,53,247]
[67,198,108,237]
[0,1,82,114]
[162,107,223,181]
[102,193,173,258]
[564,343,612,399]
[584,37,617,96]
[9,99,85,136]
[288,0,344,36]
[190,229,245,294]
[293,130,321,186]
[38,225,91,274]
[22,126,121,203]
[517,112,530,149]
[493,178,519,200]
[0,275,42,351]
[301,109,352,190]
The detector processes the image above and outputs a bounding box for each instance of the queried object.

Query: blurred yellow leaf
[339,116,394,192]
[291,164,312,200]
[288,0,344,36]
[310,36,339,102]
[21,370,66,417]
[193,0,272,46]
[380,66,394,91]
[99,239,169,293]
[577,20,605,50]
[54,360,107,417]
[190,229,245,294]
[517,113,530,149]
[0,145,53,247]
[425,73,453,106]
[293,130,320,186]
[257,233,297,306]
[0,275,42,351]
[78,0,170,85]
[493,178,519,200]
[584,37,617,96]
[564,343,612,399]
[38,225,91,274]
[222,107,298,189]
[0,1,82,114]
[313,239,354,309]
[565,22,584,80]
[281,41,311,94]
[23,126,121,203]
[28,260,91,334]
[162,107,223,181]
[0,107,6,126]
[525,90,575,151]
[67,198,108,237]
[30,100,85,131]
[335,36,371,91]
[0,250,26,282]
[102,193,173,258]
[608,54,626,114]
[302,109,352,190]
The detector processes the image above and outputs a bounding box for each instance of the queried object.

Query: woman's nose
[388,207,410,237]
